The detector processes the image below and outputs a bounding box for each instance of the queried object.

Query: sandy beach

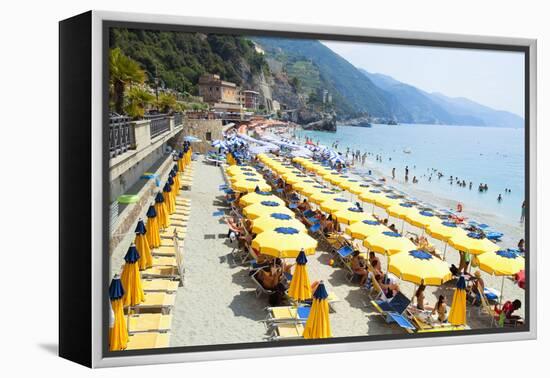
[166,151,521,348]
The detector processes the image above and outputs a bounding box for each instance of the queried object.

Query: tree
[155,92,178,114]
[124,86,154,119]
[109,47,146,114]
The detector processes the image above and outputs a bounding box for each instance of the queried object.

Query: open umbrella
[121,245,145,307]
[226,165,254,176]
[426,221,467,258]
[345,219,386,240]
[405,210,440,229]
[320,198,352,214]
[388,249,452,286]
[364,231,416,256]
[288,250,312,301]
[145,204,161,248]
[333,206,373,225]
[231,178,271,193]
[251,227,317,258]
[243,201,295,220]
[448,275,467,326]
[303,281,331,339]
[134,219,152,270]
[308,190,339,204]
[252,213,307,234]
[229,171,263,182]
[476,249,525,304]
[109,275,128,351]
[449,232,499,255]
[154,192,170,229]
[375,194,404,209]
[239,191,284,207]
[299,184,327,197]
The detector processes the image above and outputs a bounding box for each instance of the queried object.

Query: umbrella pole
[401,219,405,234]
[500,275,505,305]
[443,243,448,260]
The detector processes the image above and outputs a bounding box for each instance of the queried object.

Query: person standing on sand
[520,201,526,223]
[392,167,396,179]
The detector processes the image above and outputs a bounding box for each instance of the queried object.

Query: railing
[109,115,134,158]
[150,117,171,139]
[174,112,183,126]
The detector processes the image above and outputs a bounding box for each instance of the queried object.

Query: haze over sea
[296,124,525,227]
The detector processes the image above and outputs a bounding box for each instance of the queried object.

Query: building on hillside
[198,73,243,117]
[241,90,260,110]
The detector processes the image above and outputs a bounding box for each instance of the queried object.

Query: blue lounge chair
[371,292,415,332]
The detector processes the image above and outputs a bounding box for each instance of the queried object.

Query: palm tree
[109,48,146,114]
[124,86,155,119]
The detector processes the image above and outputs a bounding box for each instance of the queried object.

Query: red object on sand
[515,270,525,289]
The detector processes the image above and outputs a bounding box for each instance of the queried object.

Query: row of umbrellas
[227,159,330,339]
[109,150,191,351]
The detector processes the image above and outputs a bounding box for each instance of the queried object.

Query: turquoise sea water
[296,124,525,223]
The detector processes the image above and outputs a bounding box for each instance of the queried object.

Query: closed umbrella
[251,213,306,234]
[364,231,416,256]
[251,227,317,258]
[109,275,128,351]
[243,201,295,220]
[121,245,145,307]
[345,219,386,240]
[134,219,152,270]
[288,250,312,301]
[163,182,175,215]
[170,168,180,194]
[303,281,331,339]
[154,192,170,229]
[388,249,452,286]
[146,204,161,248]
[448,276,467,326]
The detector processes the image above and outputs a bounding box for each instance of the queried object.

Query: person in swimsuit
[351,250,369,286]
[432,295,447,322]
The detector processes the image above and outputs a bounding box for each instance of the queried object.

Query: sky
[322,41,525,118]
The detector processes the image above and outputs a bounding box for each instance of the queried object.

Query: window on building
[205,131,212,141]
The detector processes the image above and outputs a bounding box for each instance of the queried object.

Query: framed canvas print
[59,10,537,368]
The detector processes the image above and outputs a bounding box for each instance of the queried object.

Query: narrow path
[171,157,266,347]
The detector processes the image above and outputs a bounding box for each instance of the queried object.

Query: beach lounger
[136,292,176,310]
[410,314,468,333]
[126,332,170,350]
[268,323,304,341]
[152,245,177,257]
[160,226,187,238]
[264,306,311,325]
[142,278,179,292]
[127,313,172,333]
[251,269,275,298]
[141,265,179,279]
[370,292,415,332]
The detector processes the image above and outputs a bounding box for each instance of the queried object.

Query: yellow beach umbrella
[388,249,452,286]
[154,192,170,229]
[333,207,374,225]
[345,219,386,240]
[339,179,361,191]
[229,171,263,182]
[303,281,331,339]
[449,232,499,255]
[405,210,440,229]
[375,194,404,209]
[121,245,145,307]
[325,174,346,185]
[171,168,180,193]
[226,165,255,176]
[282,174,307,185]
[109,275,128,351]
[358,189,385,204]
[386,203,416,219]
[288,250,312,301]
[134,219,152,270]
[145,205,161,248]
[163,182,175,215]
[251,213,307,234]
[476,249,525,276]
[292,179,318,192]
[299,184,329,197]
[320,197,353,214]
[239,191,284,207]
[252,227,317,258]
[243,201,295,220]
[309,190,339,204]
[231,178,271,193]
[427,220,467,242]
[347,182,372,195]
[364,231,416,256]
[448,276,468,326]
